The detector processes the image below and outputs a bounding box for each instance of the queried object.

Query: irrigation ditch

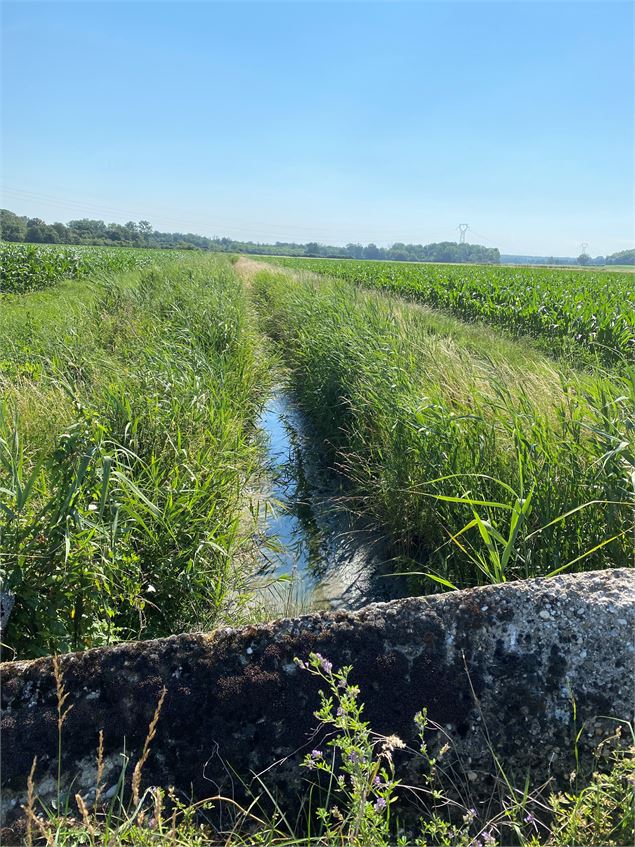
[254,386,410,613]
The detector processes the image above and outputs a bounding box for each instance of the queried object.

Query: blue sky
[2,1,633,255]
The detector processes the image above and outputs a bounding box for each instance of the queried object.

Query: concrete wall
[1,569,633,829]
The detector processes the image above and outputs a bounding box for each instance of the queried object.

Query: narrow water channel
[255,389,409,612]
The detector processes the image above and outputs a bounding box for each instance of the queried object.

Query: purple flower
[311,749,323,760]
[524,812,536,824]
[312,653,333,673]
[373,775,382,786]
[348,750,361,764]
[373,797,387,812]
[482,832,495,845]
[336,706,344,717]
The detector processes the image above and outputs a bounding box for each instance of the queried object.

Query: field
[1,243,634,845]
[251,260,633,592]
[265,256,635,366]
[1,244,633,658]
[0,242,189,293]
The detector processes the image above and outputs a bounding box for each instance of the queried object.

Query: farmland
[0,242,189,293]
[1,243,633,659]
[1,243,634,846]
[266,256,635,366]
[250,260,633,592]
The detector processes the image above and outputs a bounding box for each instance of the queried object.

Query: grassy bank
[0,255,272,658]
[252,266,633,590]
[265,256,635,368]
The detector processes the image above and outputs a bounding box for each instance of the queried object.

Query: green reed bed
[266,256,635,367]
[252,268,633,591]
[0,255,271,658]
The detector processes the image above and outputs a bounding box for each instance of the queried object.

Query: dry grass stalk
[52,654,73,729]
[75,792,95,836]
[131,686,167,807]
[23,756,37,847]
[94,728,105,809]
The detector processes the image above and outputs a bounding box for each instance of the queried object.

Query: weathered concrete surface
[1,569,633,828]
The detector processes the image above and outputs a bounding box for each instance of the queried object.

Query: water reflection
[256,391,409,611]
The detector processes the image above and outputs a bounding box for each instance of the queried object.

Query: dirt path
[234,256,273,279]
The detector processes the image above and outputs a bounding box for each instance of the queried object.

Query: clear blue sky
[2,1,633,256]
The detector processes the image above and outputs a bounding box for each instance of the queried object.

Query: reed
[252,267,633,589]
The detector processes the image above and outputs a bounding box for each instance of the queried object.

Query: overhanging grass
[0,255,273,658]
[251,267,633,589]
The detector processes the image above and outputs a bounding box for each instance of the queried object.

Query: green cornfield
[265,256,635,365]
[0,242,190,293]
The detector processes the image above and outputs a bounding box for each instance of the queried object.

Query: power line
[2,185,445,244]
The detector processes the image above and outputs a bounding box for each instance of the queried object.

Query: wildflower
[348,749,365,764]
[294,658,306,670]
[373,775,382,786]
[524,811,537,829]
[319,657,333,674]
[463,807,477,823]
[481,831,495,845]
[310,749,323,760]
[336,706,344,717]
[374,797,387,812]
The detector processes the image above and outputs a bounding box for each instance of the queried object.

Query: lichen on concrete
[1,569,633,829]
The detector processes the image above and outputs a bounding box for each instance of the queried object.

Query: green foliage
[296,653,403,846]
[0,242,189,293]
[605,248,635,266]
[252,268,634,589]
[266,256,635,366]
[0,256,271,658]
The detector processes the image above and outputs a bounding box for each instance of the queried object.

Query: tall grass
[252,268,634,590]
[0,256,272,658]
[265,256,635,367]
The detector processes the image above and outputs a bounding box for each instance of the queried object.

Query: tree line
[0,209,501,264]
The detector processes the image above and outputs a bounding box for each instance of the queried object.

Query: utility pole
[458,223,469,244]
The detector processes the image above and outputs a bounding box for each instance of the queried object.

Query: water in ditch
[254,389,410,613]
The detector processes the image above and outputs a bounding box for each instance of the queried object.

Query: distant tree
[105,223,130,242]
[0,209,27,241]
[52,222,69,242]
[305,242,320,257]
[25,223,59,243]
[578,253,591,266]
[363,243,382,260]
[344,243,364,259]
[138,220,152,235]
[68,218,107,241]
[605,249,635,265]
